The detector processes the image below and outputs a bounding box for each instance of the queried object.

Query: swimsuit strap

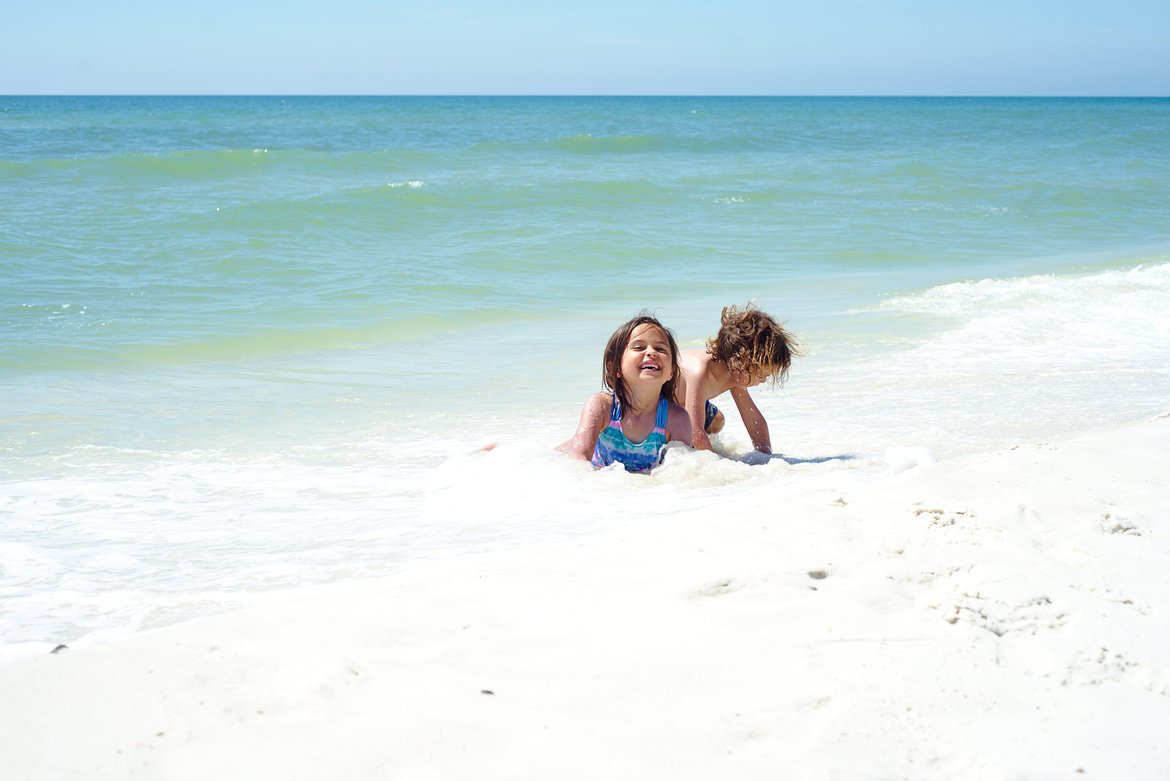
[653,396,668,431]
[611,396,668,435]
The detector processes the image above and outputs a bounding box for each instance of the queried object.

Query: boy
[675,303,800,454]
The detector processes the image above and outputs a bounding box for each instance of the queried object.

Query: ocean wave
[879,259,1170,318]
[876,260,1170,369]
[464,131,786,158]
[551,133,671,154]
[831,260,1170,423]
[0,304,536,373]
[0,147,441,181]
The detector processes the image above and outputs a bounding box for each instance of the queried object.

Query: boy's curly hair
[706,303,802,386]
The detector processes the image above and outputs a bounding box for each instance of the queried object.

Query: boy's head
[706,303,801,387]
[602,313,681,409]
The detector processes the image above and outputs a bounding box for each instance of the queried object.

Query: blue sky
[3,0,1168,95]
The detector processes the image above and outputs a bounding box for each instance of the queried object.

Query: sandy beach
[3,413,1168,780]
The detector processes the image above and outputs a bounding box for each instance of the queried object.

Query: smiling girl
[560,314,692,473]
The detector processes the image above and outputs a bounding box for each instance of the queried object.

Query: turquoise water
[3,96,1169,656]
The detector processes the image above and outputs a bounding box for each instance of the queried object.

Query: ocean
[2,96,1169,659]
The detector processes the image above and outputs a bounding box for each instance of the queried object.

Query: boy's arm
[557,393,611,462]
[729,387,772,453]
[684,383,715,451]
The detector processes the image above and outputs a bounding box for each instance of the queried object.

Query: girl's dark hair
[601,313,681,410]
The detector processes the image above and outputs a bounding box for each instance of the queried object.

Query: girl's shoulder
[664,400,692,440]
[583,391,616,417]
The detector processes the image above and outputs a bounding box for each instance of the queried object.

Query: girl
[561,314,692,472]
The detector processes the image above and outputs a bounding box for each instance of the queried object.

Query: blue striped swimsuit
[591,396,669,473]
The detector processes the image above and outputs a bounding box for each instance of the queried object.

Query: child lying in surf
[559,314,692,473]
[675,303,801,455]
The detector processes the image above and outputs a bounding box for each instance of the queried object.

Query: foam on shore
[3,414,1168,780]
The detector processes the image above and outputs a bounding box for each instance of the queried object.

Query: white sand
[3,414,1169,780]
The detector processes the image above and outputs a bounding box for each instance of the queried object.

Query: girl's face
[618,324,673,388]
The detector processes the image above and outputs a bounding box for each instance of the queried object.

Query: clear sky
[3,0,1168,95]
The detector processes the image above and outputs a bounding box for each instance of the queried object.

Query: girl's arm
[729,387,772,453]
[666,402,694,448]
[557,393,612,462]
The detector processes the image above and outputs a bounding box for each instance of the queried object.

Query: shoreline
[3,413,1169,779]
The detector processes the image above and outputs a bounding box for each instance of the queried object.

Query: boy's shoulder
[680,350,731,396]
[680,348,720,373]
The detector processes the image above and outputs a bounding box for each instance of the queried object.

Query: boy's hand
[685,403,716,451]
[730,387,772,454]
[690,425,715,452]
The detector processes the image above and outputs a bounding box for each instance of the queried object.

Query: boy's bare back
[676,349,733,405]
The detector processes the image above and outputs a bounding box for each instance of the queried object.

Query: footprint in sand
[1098,512,1142,536]
[1062,647,1142,688]
[694,575,766,597]
[945,592,1068,636]
[913,504,976,529]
